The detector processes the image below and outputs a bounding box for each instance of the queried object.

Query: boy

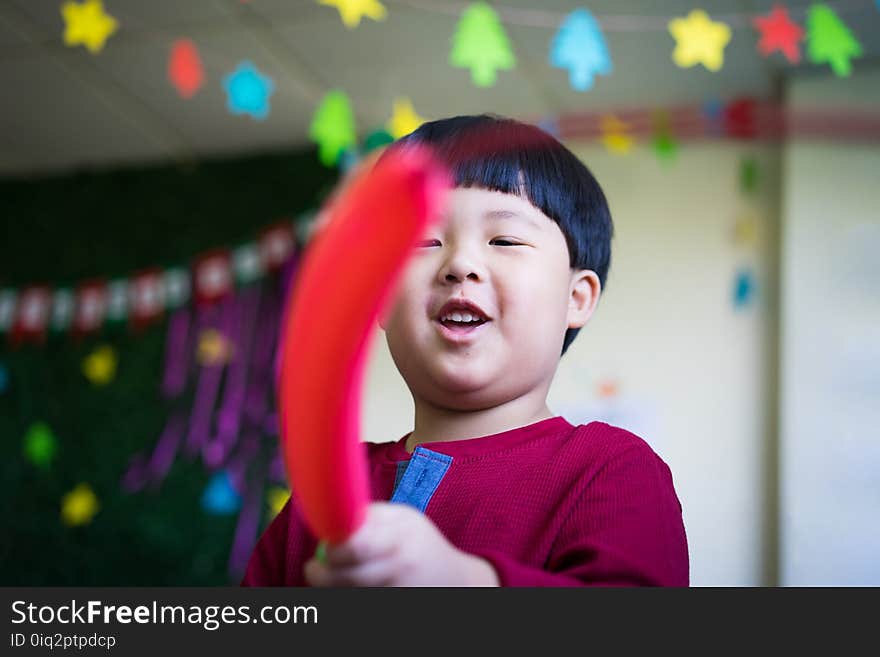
[242,114,689,586]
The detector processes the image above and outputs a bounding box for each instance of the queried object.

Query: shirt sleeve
[240,494,318,586]
[471,443,689,587]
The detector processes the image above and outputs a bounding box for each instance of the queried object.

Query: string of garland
[56,0,875,173]
[0,214,319,345]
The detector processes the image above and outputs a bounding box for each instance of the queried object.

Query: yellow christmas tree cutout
[600,115,634,155]
[386,98,425,139]
[318,0,387,29]
[61,483,100,527]
[61,0,118,54]
[668,9,731,72]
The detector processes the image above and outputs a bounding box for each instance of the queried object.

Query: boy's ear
[567,269,601,330]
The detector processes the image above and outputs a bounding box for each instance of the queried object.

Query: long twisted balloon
[278,145,450,543]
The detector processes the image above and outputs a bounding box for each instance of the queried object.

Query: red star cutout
[753,4,804,63]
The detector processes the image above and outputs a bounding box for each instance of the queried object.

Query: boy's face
[380,186,599,411]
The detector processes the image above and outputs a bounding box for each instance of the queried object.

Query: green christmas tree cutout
[449,2,516,87]
[807,3,863,77]
[309,90,357,167]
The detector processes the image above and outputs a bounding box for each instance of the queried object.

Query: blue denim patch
[390,447,452,513]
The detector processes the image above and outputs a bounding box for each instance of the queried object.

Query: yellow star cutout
[61,483,100,527]
[600,115,634,155]
[266,486,290,517]
[62,0,118,54]
[668,9,731,72]
[318,0,387,29]
[386,98,425,139]
[82,345,117,386]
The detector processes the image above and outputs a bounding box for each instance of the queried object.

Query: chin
[429,361,495,395]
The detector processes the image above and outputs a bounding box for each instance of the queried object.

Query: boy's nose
[437,249,486,284]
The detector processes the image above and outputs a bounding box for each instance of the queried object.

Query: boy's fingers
[324,523,396,567]
[305,556,395,587]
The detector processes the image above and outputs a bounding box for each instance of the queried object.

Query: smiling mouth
[433,317,491,341]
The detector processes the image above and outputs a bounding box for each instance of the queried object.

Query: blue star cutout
[223,60,275,120]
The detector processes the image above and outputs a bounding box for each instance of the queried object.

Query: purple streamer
[123,263,296,581]
[160,307,191,399]
[203,285,260,468]
[228,448,264,579]
[185,298,234,456]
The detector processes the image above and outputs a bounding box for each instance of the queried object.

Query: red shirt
[242,416,689,586]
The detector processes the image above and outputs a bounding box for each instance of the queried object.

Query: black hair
[388,114,613,357]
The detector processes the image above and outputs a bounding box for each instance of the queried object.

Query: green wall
[0,149,337,585]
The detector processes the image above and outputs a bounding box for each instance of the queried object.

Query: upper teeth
[441,311,482,322]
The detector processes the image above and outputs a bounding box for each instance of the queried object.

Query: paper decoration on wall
[258,222,296,272]
[223,61,275,120]
[201,471,242,515]
[363,128,394,153]
[732,268,756,308]
[550,8,612,92]
[652,112,677,162]
[740,157,759,194]
[309,90,357,167]
[50,289,74,332]
[702,98,724,136]
[318,0,387,29]
[61,483,100,526]
[599,115,634,155]
[233,244,262,285]
[193,251,233,304]
[449,2,516,87]
[168,39,205,99]
[130,269,165,328]
[596,379,619,399]
[82,344,118,386]
[104,280,127,322]
[61,0,118,54]
[267,486,290,517]
[732,213,758,246]
[0,290,15,332]
[23,422,58,470]
[197,329,234,366]
[386,98,425,140]
[668,9,731,72]
[13,286,51,344]
[806,4,863,77]
[163,269,191,309]
[73,281,106,335]
[753,5,804,64]
[0,362,8,395]
[724,97,757,139]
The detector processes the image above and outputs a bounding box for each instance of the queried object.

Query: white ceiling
[1,0,877,176]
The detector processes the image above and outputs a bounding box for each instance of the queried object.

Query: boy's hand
[304,502,500,587]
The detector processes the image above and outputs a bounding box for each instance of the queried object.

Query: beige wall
[360,139,782,586]
[779,67,880,585]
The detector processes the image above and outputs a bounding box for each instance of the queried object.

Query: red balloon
[278,145,449,543]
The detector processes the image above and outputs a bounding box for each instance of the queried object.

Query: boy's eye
[490,239,520,246]
[416,239,440,248]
